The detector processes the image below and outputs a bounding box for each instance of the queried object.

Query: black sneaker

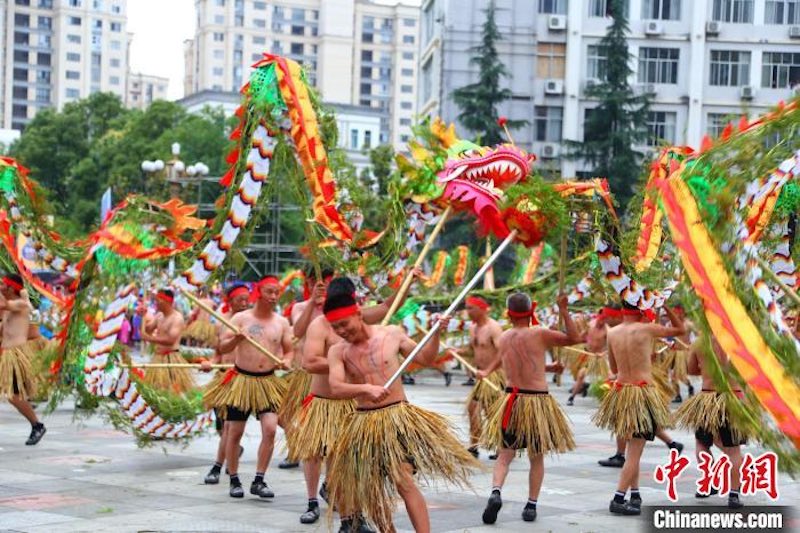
[204,468,221,485]
[251,480,275,498]
[521,505,537,522]
[229,484,244,498]
[444,372,452,387]
[609,500,641,515]
[630,495,642,509]
[279,458,300,469]
[482,492,503,524]
[728,494,744,509]
[468,446,479,458]
[462,377,476,386]
[598,454,625,467]
[695,488,719,498]
[339,517,376,533]
[668,441,685,455]
[566,397,574,406]
[319,481,329,504]
[489,452,498,460]
[25,423,46,446]
[300,502,320,524]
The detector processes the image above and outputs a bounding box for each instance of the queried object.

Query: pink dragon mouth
[438,147,531,200]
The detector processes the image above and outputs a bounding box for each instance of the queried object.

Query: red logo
[740,452,779,500]
[653,448,690,502]
[696,451,732,496]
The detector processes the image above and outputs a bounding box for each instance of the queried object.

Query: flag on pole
[100,187,112,223]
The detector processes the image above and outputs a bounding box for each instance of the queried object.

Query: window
[66,88,80,99]
[537,42,566,78]
[399,118,412,126]
[69,16,81,25]
[110,76,120,85]
[401,101,413,110]
[361,66,372,78]
[67,52,80,62]
[112,4,121,13]
[423,2,435,43]
[291,25,303,35]
[765,1,800,24]
[16,0,30,5]
[14,50,29,63]
[402,35,415,44]
[215,0,224,5]
[402,51,414,60]
[111,40,121,50]
[37,70,50,82]
[535,106,563,142]
[93,0,103,8]
[13,105,28,118]
[643,0,681,20]
[421,57,432,102]
[404,18,416,27]
[362,32,374,43]
[212,67,224,76]
[539,0,567,14]
[38,16,52,29]
[709,50,750,86]
[94,19,103,29]
[400,134,410,142]
[290,42,303,55]
[69,0,80,6]
[110,22,121,32]
[253,36,266,45]
[762,52,800,88]
[362,50,373,62]
[589,0,609,16]
[39,34,51,47]
[213,49,224,59]
[213,32,224,41]
[363,15,374,30]
[364,130,372,148]
[37,53,50,66]
[255,19,266,28]
[15,14,30,27]
[401,68,414,76]
[401,84,413,93]
[66,70,80,80]
[638,47,679,84]
[14,32,28,45]
[360,82,371,95]
[13,86,27,99]
[712,0,754,23]
[68,34,81,44]
[350,129,359,149]
[40,0,53,6]
[292,8,304,20]
[254,1,266,9]
[586,44,608,80]
[214,15,224,24]
[706,113,731,137]
[646,111,677,146]
[36,87,50,102]
[111,58,120,67]
[13,68,27,81]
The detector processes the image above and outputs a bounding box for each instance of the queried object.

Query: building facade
[419,0,800,177]
[1,0,130,130]
[183,0,419,151]
[126,71,168,109]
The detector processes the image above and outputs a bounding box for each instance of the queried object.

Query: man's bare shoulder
[486,318,503,333]
[307,315,329,335]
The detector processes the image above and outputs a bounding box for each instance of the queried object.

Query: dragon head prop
[437,140,534,235]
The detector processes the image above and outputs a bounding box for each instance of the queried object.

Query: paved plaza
[0,371,796,532]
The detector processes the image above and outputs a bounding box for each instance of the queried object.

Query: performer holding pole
[140,289,193,394]
[0,274,46,445]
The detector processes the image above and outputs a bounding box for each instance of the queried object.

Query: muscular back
[498,328,548,391]
[606,323,658,383]
[470,319,503,370]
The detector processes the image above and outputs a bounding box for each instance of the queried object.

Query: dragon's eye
[460,149,479,158]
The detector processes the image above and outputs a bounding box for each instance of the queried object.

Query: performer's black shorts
[225,405,275,421]
[695,425,747,448]
[214,407,225,432]
[631,405,658,441]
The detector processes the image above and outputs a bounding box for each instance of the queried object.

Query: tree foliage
[564,0,651,211]
[451,0,525,146]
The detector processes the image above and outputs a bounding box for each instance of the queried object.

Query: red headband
[599,307,622,320]
[2,277,23,292]
[507,301,539,325]
[324,304,360,323]
[227,286,250,301]
[156,292,174,304]
[466,296,490,311]
[621,308,656,322]
[250,276,280,302]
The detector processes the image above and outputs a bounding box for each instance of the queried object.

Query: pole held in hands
[383,229,518,388]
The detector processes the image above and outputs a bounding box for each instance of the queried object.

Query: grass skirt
[204,369,286,418]
[465,370,505,416]
[673,391,750,442]
[278,369,312,427]
[286,396,356,462]
[142,351,195,394]
[0,344,37,400]
[327,401,479,533]
[585,355,611,380]
[182,319,217,346]
[202,369,228,409]
[651,365,674,401]
[662,349,689,382]
[592,383,672,439]
[563,345,589,380]
[482,392,575,456]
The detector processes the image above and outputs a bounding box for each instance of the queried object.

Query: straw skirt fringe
[0,344,37,400]
[183,319,217,346]
[286,396,356,462]
[327,401,479,533]
[662,349,689,382]
[142,351,195,394]
[202,370,228,409]
[278,369,312,428]
[205,370,286,418]
[592,383,672,438]
[673,390,750,442]
[482,392,575,456]
[466,370,505,416]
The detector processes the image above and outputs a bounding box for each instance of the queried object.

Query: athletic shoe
[482,492,503,524]
[300,502,320,524]
[609,500,640,515]
[25,423,46,446]
[598,453,625,467]
[521,505,537,522]
[279,458,300,469]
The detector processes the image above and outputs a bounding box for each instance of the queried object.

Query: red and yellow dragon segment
[658,171,800,450]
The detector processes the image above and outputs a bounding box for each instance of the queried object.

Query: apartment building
[1,0,129,130]
[183,0,420,150]
[126,71,168,109]
[419,0,800,177]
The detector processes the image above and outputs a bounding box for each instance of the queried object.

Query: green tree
[451,0,525,146]
[564,0,651,210]
[363,144,395,196]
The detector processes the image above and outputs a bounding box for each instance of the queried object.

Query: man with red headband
[592,302,685,516]
[324,291,479,533]
[201,282,251,485]
[204,275,293,499]
[140,288,192,394]
[567,305,622,406]
[0,273,46,445]
[479,292,578,525]
[460,294,504,459]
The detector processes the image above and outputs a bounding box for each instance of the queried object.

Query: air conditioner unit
[739,85,755,100]
[706,21,720,35]
[541,144,559,158]
[789,25,800,38]
[544,79,564,95]
[548,15,566,31]
[644,21,663,35]
[638,83,656,94]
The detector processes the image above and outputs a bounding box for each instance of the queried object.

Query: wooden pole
[180,288,285,367]
[562,346,606,358]
[381,205,453,326]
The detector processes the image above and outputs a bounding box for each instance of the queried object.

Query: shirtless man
[325,292,478,533]
[0,274,46,445]
[201,283,251,485]
[593,304,685,515]
[140,289,192,394]
[675,335,747,508]
[213,276,293,499]
[478,293,578,524]
[294,275,414,529]
[567,307,619,406]
[183,287,218,347]
[461,295,503,458]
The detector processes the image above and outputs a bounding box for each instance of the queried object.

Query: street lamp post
[140,143,209,199]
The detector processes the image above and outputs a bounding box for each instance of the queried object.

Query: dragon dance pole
[384,229,518,388]
[381,205,453,326]
[417,325,501,392]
